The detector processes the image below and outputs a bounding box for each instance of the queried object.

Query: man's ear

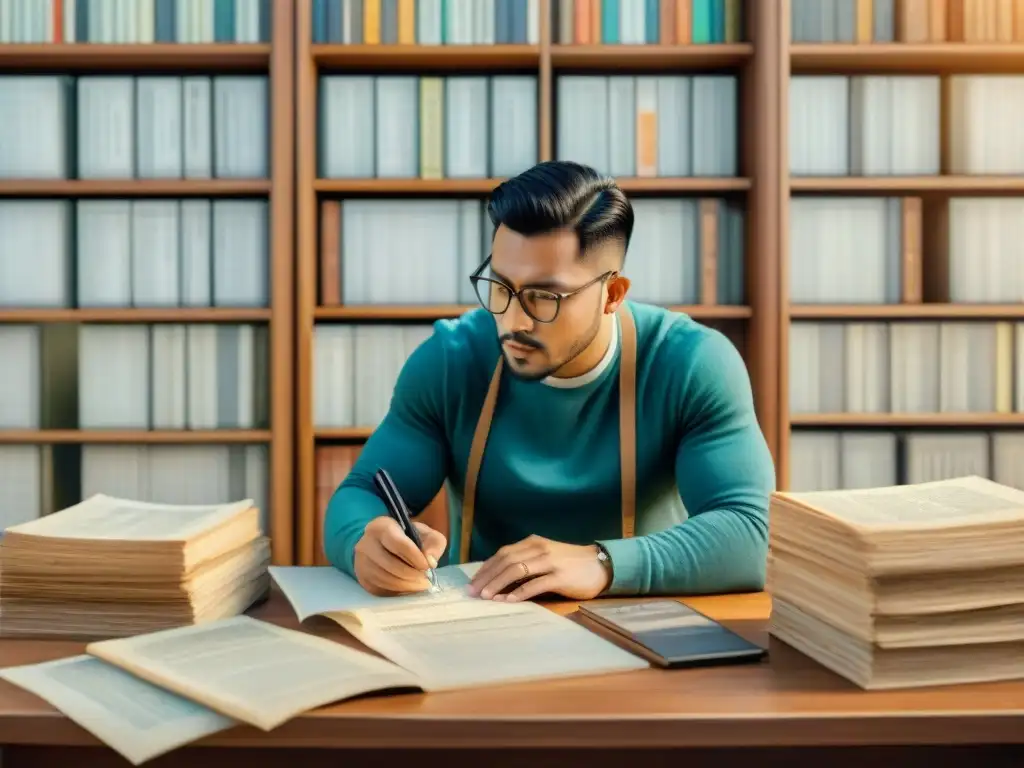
[604,274,630,313]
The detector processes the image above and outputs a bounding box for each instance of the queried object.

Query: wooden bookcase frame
[0,0,296,565]
[293,0,781,565]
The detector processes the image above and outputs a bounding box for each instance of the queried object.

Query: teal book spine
[692,0,713,43]
[214,0,236,41]
[602,0,619,42]
[644,0,658,42]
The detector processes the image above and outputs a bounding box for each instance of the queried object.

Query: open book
[268,563,650,691]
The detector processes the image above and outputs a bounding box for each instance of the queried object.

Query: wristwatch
[594,542,614,582]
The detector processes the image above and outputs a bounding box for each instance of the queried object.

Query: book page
[328,598,650,691]
[269,562,481,621]
[784,476,1024,530]
[85,615,422,731]
[0,655,235,766]
[4,494,254,541]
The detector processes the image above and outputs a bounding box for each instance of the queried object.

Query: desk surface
[1,590,1023,750]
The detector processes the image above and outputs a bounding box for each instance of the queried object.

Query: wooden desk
[1,590,1022,768]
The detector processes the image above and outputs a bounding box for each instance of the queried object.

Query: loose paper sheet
[331,598,650,691]
[268,562,480,621]
[86,615,421,731]
[784,475,1024,530]
[3,494,253,541]
[0,655,235,765]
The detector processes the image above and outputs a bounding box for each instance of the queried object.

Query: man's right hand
[353,515,448,596]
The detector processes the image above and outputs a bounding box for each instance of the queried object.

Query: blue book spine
[644,0,658,43]
[75,0,89,41]
[601,0,619,43]
[214,0,235,41]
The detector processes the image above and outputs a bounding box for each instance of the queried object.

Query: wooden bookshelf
[0,0,295,565]
[779,0,1024,491]
[0,179,272,197]
[293,0,779,566]
[0,43,271,72]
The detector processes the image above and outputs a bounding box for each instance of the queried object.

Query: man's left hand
[467,535,611,602]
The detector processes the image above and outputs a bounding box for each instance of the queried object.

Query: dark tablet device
[577,599,767,669]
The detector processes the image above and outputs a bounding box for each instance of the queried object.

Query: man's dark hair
[487,161,634,263]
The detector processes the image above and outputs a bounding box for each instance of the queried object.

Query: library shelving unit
[294,0,784,565]
[0,1,296,565]
[779,0,1024,489]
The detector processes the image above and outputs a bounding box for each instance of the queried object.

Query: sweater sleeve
[598,329,775,595]
[323,332,451,577]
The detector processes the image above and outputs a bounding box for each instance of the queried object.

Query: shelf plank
[312,44,540,71]
[789,304,1024,319]
[551,44,753,70]
[0,430,273,444]
[790,43,1024,74]
[315,178,503,194]
[315,428,373,440]
[0,308,272,323]
[315,177,750,195]
[0,179,271,197]
[790,413,1024,427]
[315,305,753,320]
[0,43,271,72]
[790,176,1024,194]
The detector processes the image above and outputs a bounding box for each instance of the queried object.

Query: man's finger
[380,522,431,570]
[469,541,535,593]
[505,573,559,603]
[366,540,427,582]
[412,523,447,566]
[361,556,431,594]
[478,556,551,600]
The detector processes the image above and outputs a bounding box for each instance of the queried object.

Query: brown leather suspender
[458,304,638,564]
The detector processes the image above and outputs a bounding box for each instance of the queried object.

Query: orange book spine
[1014,0,1024,39]
[660,0,677,43]
[928,0,948,39]
[590,0,602,42]
[397,0,416,43]
[947,0,966,40]
[574,0,591,43]
[699,200,719,306]
[675,0,691,43]
[855,0,873,41]
[364,0,381,44]
[52,0,63,41]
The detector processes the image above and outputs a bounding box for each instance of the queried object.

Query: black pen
[372,468,440,592]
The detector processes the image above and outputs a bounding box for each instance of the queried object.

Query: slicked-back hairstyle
[486,161,634,263]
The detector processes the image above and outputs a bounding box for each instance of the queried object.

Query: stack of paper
[768,475,1024,689]
[0,494,270,638]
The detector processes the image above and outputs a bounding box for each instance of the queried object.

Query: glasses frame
[468,255,616,324]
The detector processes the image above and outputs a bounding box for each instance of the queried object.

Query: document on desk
[84,615,422,731]
[268,562,481,620]
[0,655,236,765]
[330,596,651,690]
[269,564,650,691]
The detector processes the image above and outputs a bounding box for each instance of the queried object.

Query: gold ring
[520,561,530,577]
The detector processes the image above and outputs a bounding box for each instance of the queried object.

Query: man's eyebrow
[489,267,570,292]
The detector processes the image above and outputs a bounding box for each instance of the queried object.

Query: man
[323,160,775,602]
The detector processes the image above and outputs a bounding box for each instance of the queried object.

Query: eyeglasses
[469,255,616,323]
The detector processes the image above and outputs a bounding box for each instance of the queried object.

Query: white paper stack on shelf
[767,475,1024,689]
[0,494,270,638]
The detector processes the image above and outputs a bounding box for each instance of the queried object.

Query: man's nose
[503,295,534,335]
